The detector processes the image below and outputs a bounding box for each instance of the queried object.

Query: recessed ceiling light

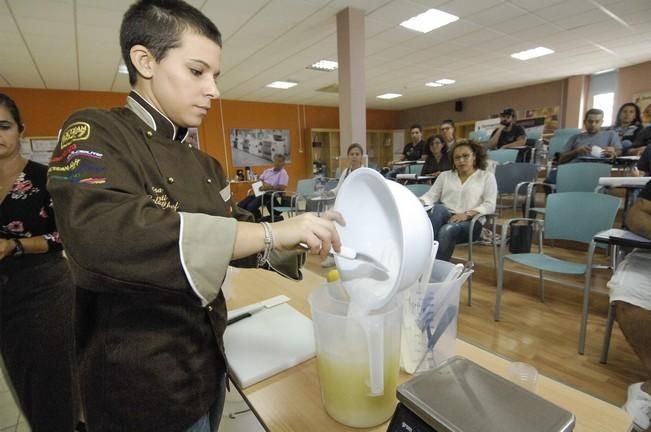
[307,60,338,71]
[511,47,554,61]
[436,78,456,85]
[400,8,459,33]
[118,64,128,74]
[266,81,298,89]
[377,93,402,100]
[594,68,615,75]
[425,82,444,87]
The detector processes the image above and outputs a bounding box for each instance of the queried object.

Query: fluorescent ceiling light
[511,47,554,61]
[400,8,459,33]
[266,81,298,89]
[594,68,615,75]
[377,93,402,100]
[425,82,443,87]
[118,64,128,74]
[308,60,338,71]
[436,78,456,85]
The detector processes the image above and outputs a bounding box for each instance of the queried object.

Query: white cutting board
[224,303,315,388]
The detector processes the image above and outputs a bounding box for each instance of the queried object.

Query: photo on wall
[633,91,651,124]
[230,128,291,167]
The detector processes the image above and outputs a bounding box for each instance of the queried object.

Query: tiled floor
[0,365,29,432]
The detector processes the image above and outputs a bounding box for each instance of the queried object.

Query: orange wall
[0,87,400,189]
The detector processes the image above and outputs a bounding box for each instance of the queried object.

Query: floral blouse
[0,160,62,252]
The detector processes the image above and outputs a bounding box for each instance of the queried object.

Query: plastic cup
[507,362,538,392]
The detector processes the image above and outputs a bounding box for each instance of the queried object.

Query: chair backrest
[335,167,342,179]
[494,162,538,196]
[469,130,489,142]
[296,178,317,196]
[556,163,612,193]
[526,129,542,141]
[404,183,430,197]
[488,149,519,164]
[548,133,578,158]
[407,163,424,175]
[544,192,620,244]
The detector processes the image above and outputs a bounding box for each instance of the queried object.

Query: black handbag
[509,222,533,254]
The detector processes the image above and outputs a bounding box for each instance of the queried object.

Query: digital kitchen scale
[387,357,575,432]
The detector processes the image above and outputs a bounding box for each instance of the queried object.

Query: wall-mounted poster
[230,128,290,167]
[524,106,560,134]
[633,91,651,124]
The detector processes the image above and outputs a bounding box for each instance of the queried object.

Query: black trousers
[0,253,79,432]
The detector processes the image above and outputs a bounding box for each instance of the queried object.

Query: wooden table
[227,268,633,432]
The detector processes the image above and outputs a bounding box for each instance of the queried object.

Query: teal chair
[495,193,620,355]
[526,163,612,216]
[488,149,519,164]
[469,130,489,143]
[404,183,431,197]
[548,129,581,160]
[270,178,317,221]
[407,163,424,175]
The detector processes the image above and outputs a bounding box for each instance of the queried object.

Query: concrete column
[563,75,591,128]
[337,7,366,164]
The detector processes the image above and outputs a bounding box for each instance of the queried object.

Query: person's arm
[603,131,623,158]
[0,237,49,260]
[420,173,444,206]
[488,127,503,149]
[471,172,498,216]
[625,195,651,238]
[500,128,527,149]
[559,135,588,164]
[49,111,341,307]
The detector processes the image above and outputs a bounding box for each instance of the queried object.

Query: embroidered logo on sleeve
[60,121,91,149]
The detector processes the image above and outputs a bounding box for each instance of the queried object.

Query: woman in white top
[320,143,364,268]
[420,140,497,261]
[332,143,364,194]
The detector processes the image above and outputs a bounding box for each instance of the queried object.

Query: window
[593,92,615,127]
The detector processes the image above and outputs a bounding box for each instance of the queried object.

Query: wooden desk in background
[227,268,632,432]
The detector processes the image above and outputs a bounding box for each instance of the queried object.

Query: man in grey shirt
[559,108,622,164]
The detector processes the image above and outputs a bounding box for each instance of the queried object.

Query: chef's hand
[272,211,344,260]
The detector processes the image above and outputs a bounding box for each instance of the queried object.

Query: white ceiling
[1,0,650,110]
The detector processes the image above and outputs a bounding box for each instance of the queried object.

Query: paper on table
[598,176,651,187]
[251,181,264,197]
[591,146,604,157]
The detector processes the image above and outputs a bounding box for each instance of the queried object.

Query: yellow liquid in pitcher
[317,353,400,428]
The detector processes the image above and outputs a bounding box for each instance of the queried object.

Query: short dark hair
[450,139,487,171]
[427,134,448,154]
[615,103,642,127]
[441,119,455,129]
[584,108,604,121]
[0,93,25,133]
[273,153,286,161]
[347,143,364,155]
[409,124,422,132]
[120,0,222,85]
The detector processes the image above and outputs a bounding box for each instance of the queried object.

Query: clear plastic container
[401,260,472,374]
[309,283,402,428]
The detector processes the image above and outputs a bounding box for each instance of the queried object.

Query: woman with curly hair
[420,139,497,261]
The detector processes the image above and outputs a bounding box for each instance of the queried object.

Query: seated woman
[421,134,451,178]
[331,143,364,194]
[611,102,644,155]
[420,140,497,261]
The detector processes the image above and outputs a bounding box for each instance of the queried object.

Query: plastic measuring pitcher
[309,283,402,428]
